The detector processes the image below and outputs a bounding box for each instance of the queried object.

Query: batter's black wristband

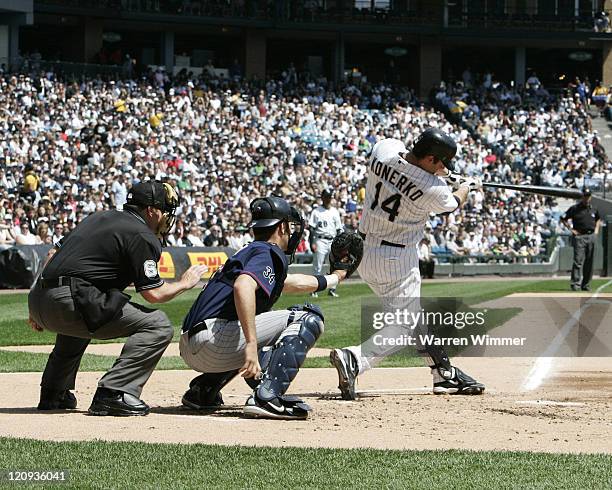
[315,275,327,292]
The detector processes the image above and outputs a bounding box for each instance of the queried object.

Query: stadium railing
[5,58,122,78]
[36,1,606,32]
[585,175,611,200]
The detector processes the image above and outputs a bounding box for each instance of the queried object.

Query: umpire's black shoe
[88,388,150,416]
[37,388,77,410]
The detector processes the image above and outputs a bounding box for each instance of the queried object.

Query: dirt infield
[1,290,610,453]
[1,356,610,454]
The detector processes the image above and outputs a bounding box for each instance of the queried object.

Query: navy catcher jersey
[182,241,288,330]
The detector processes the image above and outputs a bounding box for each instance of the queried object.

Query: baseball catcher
[179,196,349,420]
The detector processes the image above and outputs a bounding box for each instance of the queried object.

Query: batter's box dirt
[0,358,610,454]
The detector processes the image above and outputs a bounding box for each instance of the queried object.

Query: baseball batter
[309,189,343,297]
[330,128,485,398]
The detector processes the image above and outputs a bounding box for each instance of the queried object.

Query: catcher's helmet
[412,128,457,172]
[249,196,298,228]
[248,196,305,263]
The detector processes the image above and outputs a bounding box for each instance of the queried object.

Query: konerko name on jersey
[369,158,424,201]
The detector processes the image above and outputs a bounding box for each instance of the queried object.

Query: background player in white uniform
[330,128,485,399]
[309,189,343,298]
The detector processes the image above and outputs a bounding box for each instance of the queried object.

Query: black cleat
[37,389,77,410]
[330,348,359,400]
[88,388,150,416]
[243,393,310,420]
[328,289,339,298]
[433,367,485,395]
[182,387,223,410]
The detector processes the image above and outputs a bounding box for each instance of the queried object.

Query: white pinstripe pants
[347,241,423,374]
[179,310,309,373]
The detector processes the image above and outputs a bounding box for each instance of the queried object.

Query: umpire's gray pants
[180,310,309,373]
[28,284,173,398]
[571,234,596,289]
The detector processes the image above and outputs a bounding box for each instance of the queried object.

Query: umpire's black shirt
[563,203,601,234]
[43,210,163,292]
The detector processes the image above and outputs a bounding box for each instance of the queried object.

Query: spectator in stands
[21,164,40,202]
[594,11,610,32]
[185,224,205,247]
[0,215,16,249]
[36,222,52,245]
[15,222,42,245]
[592,81,608,113]
[50,222,64,247]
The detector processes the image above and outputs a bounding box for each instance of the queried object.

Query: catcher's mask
[248,196,305,264]
[126,180,180,245]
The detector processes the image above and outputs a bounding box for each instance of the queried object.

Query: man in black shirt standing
[28,181,207,416]
[561,189,602,291]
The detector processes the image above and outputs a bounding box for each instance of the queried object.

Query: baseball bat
[482,182,584,199]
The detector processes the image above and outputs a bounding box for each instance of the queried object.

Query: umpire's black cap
[126,180,178,212]
[249,196,300,228]
[322,189,333,199]
[412,128,457,172]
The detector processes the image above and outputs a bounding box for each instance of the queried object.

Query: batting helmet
[412,128,457,172]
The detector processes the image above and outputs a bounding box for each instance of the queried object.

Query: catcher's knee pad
[256,308,324,401]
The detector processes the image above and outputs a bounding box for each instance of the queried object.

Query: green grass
[0,350,187,373]
[2,278,611,350]
[0,437,610,489]
[0,349,423,373]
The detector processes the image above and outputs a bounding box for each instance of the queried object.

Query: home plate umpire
[28,180,207,416]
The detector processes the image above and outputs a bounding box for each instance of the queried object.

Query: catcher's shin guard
[245,347,273,391]
[256,307,324,402]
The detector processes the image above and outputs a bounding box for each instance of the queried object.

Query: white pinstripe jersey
[359,138,458,246]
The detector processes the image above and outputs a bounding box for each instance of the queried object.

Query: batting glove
[444,172,463,190]
[460,177,483,191]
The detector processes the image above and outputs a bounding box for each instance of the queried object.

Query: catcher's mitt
[329,231,364,278]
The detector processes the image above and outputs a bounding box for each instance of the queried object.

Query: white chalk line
[514,400,586,407]
[521,279,612,391]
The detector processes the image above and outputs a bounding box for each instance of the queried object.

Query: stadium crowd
[0,63,609,264]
